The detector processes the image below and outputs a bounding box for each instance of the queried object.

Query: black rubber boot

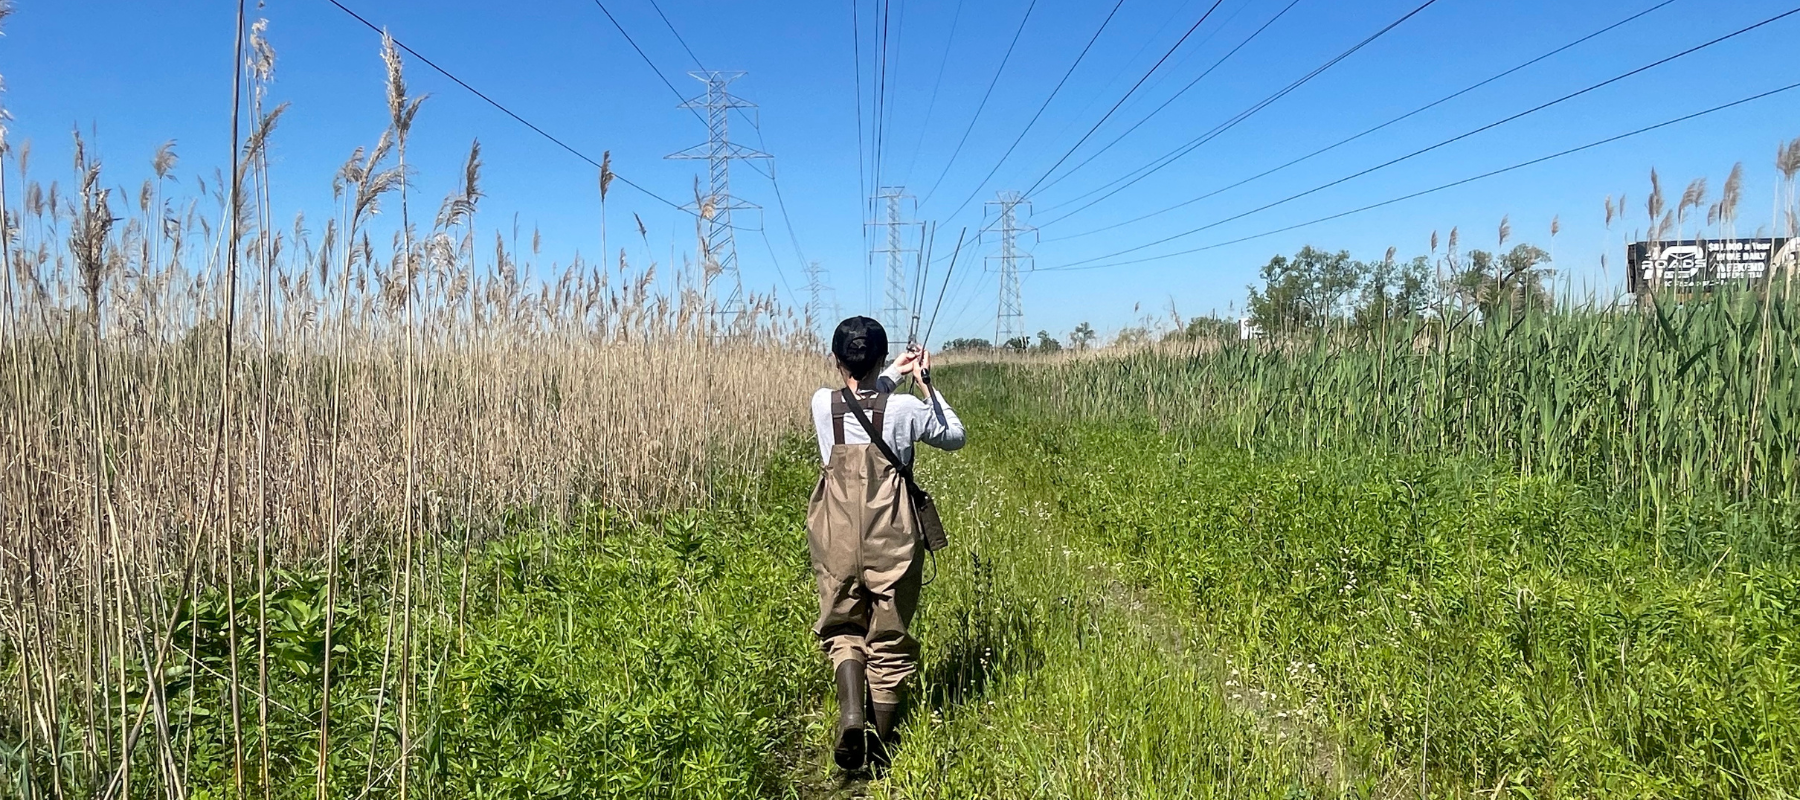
[832,661,868,771]
[872,702,899,742]
[868,701,900,767]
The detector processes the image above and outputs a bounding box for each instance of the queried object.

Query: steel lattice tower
[985,191,1034,347]
[867,187,917,351]
[803,260,831,328]
[667,71,769,322]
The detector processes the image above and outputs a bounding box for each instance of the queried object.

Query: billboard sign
[1627,238,1797,293]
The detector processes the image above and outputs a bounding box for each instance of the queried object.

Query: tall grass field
[4,6,1800,800]
[932,298,1800,796]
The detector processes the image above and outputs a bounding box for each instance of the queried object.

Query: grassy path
[825,413,1340,799]
[802,369,1800,798]
[46,372,1793,797]
[857,364,1800,799]
[388,371,1796,798]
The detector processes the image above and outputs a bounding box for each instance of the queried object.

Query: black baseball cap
[831,316,888,376]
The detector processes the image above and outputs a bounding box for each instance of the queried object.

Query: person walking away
[808,316,965,770]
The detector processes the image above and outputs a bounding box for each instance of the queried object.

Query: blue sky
[3,0,1797,342]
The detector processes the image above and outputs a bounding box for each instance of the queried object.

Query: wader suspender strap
[840,387,951,553]
[830,391,887,446]
[838,389,909,480]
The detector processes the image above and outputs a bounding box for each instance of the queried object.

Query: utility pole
[985,191,1034,348]
[667,71,769,325]
[867,187,917,354]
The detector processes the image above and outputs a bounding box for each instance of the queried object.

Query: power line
[747,118,817,301]
[931,227,996,340]
[852,0,869,300]
[738,122,800,312]
[915,0,1040,207]
[1055,4,1800,270]
[898,0,966,187]
[321,0,695,216]
[646,0,706,71]
[1113,0,1260,110]
[1038,0,1190,149]
[757,214,800,306]
[921,226,969,346]
[887,1,912,187]
[873,0,907,204]
[589,0,706,125]
[862,0,898,312]
[1046,0,1678,239]
[885,1,912,195]
[1034,0,1441,218]
[871,0,889,197]
[936,267,992,343]
[1041,79,1800,273]
[1030,0,1307,199]
[935,0,1129,224]
[1018,0,1228,201]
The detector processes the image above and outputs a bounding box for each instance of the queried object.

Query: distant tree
[1034,330,1063,353]
[1450,244,1552,320]
[1353,254,1433,330]
[943,337,992,352]
[1247,246,1367,333]
[1494,244,1554,315]
[1168,315,1235,341]
[1113,326,1151,347]
[1446,253,1488,315]
[1003,336,1031,351]
[1069,322,1097,351]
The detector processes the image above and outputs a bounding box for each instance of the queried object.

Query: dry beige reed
[0,14,831,797]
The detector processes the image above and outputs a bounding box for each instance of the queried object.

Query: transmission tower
[866,187,918,351]
[803,260,835,328]
[984,191,1035,347]
[667,71,769,322]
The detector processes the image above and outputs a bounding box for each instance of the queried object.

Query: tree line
[1247,236,1554,336]
[943,324,1095,354]
[939,227,1556,353]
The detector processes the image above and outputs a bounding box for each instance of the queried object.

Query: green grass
[921,358,1800,798]
[10,444,830,800]
[437,491,821,798]
[1040,294,1800,561]
[869,432,1322,800]
[125,392,1347,799]
[17,320,1799,798]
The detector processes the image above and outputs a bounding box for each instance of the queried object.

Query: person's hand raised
[908,349,933,384]
[892,348,921,374]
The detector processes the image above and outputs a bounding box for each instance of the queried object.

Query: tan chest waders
[806,390,925,708]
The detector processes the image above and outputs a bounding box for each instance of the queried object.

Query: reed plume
[0,15,827,800]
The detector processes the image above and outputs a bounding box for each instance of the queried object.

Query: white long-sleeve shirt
[810,366,966,466]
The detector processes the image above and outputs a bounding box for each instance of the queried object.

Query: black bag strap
[839,388,915,484]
